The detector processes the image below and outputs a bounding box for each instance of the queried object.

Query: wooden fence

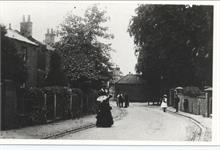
[169,89,212,117]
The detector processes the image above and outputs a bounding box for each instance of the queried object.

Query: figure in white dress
[161,94,168,112]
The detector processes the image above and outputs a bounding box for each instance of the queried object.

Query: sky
[0,1,139,75]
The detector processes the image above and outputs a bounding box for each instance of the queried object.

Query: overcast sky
[0,1,139,75]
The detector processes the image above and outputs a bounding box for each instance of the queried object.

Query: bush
[17,85,99,126]
[183,86,202,97]
[24,87,44,100]
[43,86,69,96]
[24,87,46,124]
[30,105,47,124]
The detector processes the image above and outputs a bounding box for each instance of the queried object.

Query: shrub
[183,86,202,97]
[24,87,47,124]
[30,105,47,124]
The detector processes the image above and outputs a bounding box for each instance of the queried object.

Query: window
[22,47,28,62]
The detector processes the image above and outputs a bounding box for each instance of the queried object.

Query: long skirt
[96,110,113,127]
[161,102,167,108]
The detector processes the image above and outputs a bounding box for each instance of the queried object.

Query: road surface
[59,103,199,141]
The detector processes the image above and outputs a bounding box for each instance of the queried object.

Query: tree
[128,5,213,96]
[56,5,114,88]
[44,51,66,86]
[1,25,27,86]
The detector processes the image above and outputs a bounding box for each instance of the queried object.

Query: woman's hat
[163,94,167,97]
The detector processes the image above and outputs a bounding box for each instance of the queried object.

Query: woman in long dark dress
[96,95,113,127]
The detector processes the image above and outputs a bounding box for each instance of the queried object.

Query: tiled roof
[28,36,55,51]
[5,29,38,46]
[115,74,145,84]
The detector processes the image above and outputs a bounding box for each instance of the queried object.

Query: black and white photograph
[0,1,219,145]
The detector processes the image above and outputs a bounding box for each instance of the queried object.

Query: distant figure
[124,93,129,108]
[183,99,189,112]
[118,93,124,108]
[116,93,120,107]
[96,95,114,127]
[161,94,168,112]
[174,92,180,112]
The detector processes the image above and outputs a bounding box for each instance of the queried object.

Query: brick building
[5,15,55,87]
[115,73,147,102]
[1,15,55,130]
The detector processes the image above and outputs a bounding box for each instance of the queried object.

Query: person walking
[124,93,129,108]
[161,94,168,112]
[183,99,189,112]
[174,92,180,112]
[118,93,124,108]
[96,95,113,127]
[116,93,120,107]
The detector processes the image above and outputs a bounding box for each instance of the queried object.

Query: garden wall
[178,93,211,117]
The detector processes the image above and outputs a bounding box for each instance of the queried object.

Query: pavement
[166,107,212,141]
[0,101,125,139]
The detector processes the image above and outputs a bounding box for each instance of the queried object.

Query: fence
[15,87,98,128]
[169,89,212,117]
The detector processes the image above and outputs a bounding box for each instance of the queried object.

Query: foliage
[183,86,202,97]
[43,86,70,96]
[44,51,67,86]
[19,87,46,125]
[1,25,28,85]
[16,85,98,126]
[128,5,213,96]
[56,5,114,88]
[30,105,47,124]
[24,87,44,100]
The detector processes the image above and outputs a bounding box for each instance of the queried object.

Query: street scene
[60,103,200,141]
[0,2,213,142]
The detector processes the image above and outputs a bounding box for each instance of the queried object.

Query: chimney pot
[22,15,25,22]
[47,28,49,34]
[28,15,30,22]
[51,28,53,34]
[9,23,11,29]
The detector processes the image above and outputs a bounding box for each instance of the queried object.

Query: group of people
[95,86,181,127]
[160,92,180,112]
[96,88,114,127]
[116,93,129,108]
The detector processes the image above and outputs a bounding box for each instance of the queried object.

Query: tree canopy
[56,5,114,88]
[128,5,213,96]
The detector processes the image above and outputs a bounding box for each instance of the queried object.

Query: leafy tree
[56,5,114,88]
[44,51,66,86]
[1,25,27,86]
[128,5,213,96]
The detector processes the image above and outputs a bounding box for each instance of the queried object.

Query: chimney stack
[20,15,33,37]
[9,23,11,29]
[22,15,25,22]
[28,15,31,22]
[45,28,55,46]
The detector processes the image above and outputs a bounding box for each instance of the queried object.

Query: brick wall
[12,40,38,87]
